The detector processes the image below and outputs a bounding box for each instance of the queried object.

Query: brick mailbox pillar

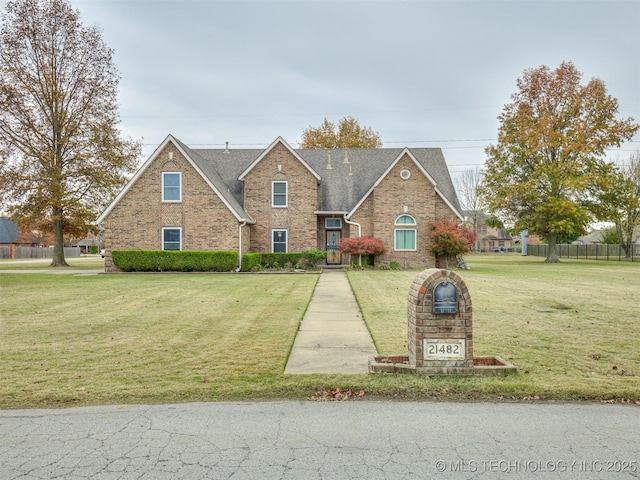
[407,269,473,374]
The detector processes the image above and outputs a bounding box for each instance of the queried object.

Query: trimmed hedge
[112,250,238,272]
[241,253,262,272]
[257,252,303,268]
[111,250,324,272]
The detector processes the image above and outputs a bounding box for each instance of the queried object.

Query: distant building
[463,211,515,252]
[0,217,38,258]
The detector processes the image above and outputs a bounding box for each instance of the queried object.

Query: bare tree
[455,167,485,250]
[597,152,640,257]
[0,0,140,266]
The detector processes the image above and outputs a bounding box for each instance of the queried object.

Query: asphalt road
[1,401,638,479]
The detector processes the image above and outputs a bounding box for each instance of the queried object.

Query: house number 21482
[424,340,465,359]
[428,343,459,355]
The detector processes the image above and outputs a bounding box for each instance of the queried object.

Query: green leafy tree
[300,116,382,149]
[0,0,141,266]
[479,61,638,263]
[600,226,620,245]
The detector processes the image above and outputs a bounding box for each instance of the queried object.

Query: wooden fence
[0,246,80,259]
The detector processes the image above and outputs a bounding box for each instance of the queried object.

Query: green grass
[348,254,640,401]
[0,254,639,408]
[0,256,105,270]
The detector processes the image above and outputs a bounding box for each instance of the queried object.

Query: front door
[326,230,341,265]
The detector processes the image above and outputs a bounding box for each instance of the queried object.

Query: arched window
[394,215,416,250]
[395,214,416,225]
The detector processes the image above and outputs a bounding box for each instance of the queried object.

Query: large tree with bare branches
[0,0,140,266]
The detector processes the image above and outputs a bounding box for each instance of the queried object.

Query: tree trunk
[50,213,68,267]
[544,232,561,263]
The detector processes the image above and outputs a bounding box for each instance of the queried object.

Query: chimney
[326,152,332,170]
[223,141,230,154]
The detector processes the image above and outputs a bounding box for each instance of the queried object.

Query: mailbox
[433,281,457,314]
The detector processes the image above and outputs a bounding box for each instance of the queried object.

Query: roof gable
[238,137,321,181]
[347,149,438,216]
[96,135,254,224]
[97,135,462,224]
[0,217,19,243]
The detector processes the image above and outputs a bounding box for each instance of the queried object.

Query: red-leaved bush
[338,236,386,256]
[429,219,477,258]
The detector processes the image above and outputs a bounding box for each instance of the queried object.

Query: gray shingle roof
[0,217,19,244]
[192,145,461,216]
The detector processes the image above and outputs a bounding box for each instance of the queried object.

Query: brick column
[407,268,473,375]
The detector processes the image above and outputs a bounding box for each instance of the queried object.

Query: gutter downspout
[237,221,246,272]
[343,214,362,267]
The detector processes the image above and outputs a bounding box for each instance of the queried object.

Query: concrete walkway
[285,269,377,374]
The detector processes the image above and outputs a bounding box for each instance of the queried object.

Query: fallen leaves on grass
[309,388,365,401]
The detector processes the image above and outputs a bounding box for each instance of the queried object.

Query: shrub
[338,236,386,256]
[258,252,303,268]
[389,261,401,270]
[300,250,327,269]
[112,250,238,272]
[240,253,261,272]
[429,219,477,267]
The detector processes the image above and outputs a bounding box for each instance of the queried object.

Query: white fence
[0,246,81,259]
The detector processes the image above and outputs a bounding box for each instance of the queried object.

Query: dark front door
[326,231,341,265]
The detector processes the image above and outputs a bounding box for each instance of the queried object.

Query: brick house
[96,135,463,272]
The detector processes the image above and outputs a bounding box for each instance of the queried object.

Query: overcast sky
[24,0,640,179]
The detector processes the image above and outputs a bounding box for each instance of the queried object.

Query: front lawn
[0,255,638,408]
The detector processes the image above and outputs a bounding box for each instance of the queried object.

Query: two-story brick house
[96,135,463,272]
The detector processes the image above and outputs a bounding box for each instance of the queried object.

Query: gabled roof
[238,137,320,182]
[0,217,19,243]
[96,135,254,224]
[97,135,462,224]
[194,144,462,217]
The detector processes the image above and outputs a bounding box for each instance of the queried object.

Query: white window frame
[272,181,288,207]
[162,172,182,202]
[394,215,417,251]
[325,218,342,229]
[162,227,182,251]
[272,229,288,253]
[394,228,417,251]
[395,214,416,225]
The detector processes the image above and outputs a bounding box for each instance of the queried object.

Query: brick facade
[102,143,245,272]
[243,143,319,253]
[98,136,462,271]
[349,153,458,269]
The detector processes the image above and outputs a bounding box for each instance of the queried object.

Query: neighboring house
[575,226,640,247]
[0,216,37,258]
[573,230,604,245]
[0,217,20,246]
[74,238,102,254]
[97,135,463,272]
[462,211,515,252]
